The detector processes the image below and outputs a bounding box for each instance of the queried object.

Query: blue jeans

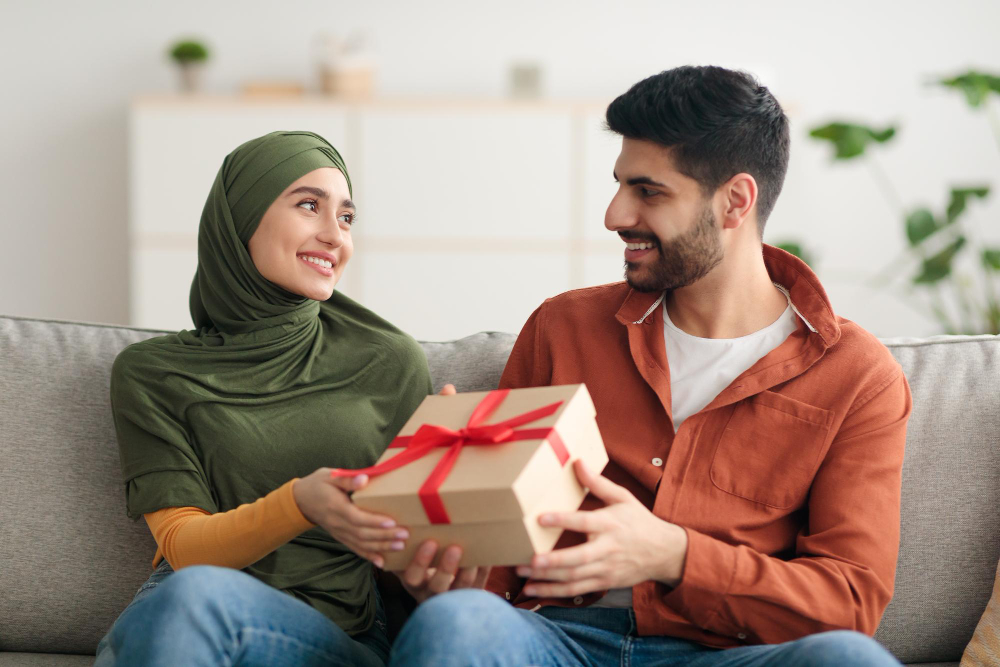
[94,559,390,666]
[390,589,902,667]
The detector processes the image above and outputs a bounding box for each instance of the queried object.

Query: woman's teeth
[301,255,333,269]
[626,242,656,251]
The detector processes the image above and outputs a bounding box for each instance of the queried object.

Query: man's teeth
[302,255,333,269]
[625,242,656,251]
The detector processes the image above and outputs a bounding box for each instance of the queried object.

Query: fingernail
[539,514,554,525]
[391,541,405,551]
[395,530,409,540]
[524,586,537,596]
[381,520,396,528]
[534,556,548,567]
[374,558,384,569]
[516,567,531,577]
[354,474,368,485]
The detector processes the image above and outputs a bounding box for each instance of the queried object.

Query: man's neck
[664,245,787,339]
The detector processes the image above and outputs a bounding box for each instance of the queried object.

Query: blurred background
[1,0,999,341]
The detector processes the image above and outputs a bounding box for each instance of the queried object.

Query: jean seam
[620,635,632,667]
[237,626,361,666]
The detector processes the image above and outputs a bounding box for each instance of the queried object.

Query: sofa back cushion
[0,315,998,663]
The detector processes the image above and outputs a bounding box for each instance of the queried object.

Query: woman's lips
[299,255,335,276]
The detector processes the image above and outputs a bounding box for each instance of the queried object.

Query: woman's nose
[317,215,345,247]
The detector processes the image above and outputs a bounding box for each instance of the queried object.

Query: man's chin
[624,265,667,293]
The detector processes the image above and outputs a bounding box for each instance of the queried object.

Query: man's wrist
[654,522,689,587]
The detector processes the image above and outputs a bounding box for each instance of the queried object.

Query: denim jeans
[94,559,389,666]
[389,589,902,667]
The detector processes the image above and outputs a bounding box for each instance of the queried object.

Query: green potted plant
[168,39,210,93]
[807,70,1000,335]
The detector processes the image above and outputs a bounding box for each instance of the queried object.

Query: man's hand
[516,460,688,598]
[396,540,491,604]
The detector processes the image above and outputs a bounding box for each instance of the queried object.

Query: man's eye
[639,187,658,197]
[298,200,318,212]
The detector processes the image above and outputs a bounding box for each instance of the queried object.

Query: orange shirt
[144,479,314,571]
[485,246,912,647]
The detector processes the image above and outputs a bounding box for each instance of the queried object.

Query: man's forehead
[615,139,689,186]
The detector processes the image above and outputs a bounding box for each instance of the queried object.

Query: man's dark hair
[606,66,790,236]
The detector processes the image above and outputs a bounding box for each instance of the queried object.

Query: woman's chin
[296,283,338,302]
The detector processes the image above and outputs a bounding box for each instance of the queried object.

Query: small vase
[177,63,203,93]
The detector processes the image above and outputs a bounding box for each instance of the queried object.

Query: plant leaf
[913,236,967,284]
[938,70,1000,108]
[774,242,814,266]
[983,248,1000,271]
[945,186,991,224]
[905,208,939,246]
[808,122,897,160]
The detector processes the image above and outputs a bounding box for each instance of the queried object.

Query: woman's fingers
[328,472,369,493]
[426,545,463,594]
[438,384,457,395]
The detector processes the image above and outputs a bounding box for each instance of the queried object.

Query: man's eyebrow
[626,176,668,188]
[287,186,329,199]
[612,171,670,189]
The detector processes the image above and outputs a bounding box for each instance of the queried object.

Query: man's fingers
[522,578,605,598]
[537,509,604,534]
[526,540,604,571]
[518,561,604,583]
[573,460,630,503]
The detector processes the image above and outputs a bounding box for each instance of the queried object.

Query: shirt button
[573,596,584,605]
[737,632,747,640]
[505,592,511,600]
[652,457,663,467]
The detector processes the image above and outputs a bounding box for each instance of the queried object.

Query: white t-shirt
[593,288,800,610]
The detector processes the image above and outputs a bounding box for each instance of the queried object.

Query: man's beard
[623,203,724,293]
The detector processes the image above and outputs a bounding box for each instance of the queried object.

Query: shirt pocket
[710,390,835,509]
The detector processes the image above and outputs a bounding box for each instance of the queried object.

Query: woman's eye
[339,212,356,225]
[298,200,318,212]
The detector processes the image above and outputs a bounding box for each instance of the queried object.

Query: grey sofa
[1,314,998,666]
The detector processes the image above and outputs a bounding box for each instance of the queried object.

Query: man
[390,65,911,666]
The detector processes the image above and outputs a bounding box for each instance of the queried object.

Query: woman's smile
[298,252,337,277]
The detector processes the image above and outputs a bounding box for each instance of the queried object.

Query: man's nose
[605,191,638,232]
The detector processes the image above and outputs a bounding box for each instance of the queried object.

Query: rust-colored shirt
[485,246,912,648]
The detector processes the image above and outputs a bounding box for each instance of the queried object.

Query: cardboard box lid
[351,384,604,526]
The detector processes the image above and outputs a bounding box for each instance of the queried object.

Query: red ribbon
[330,389,568,524]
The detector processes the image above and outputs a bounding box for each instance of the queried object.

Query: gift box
[341,384,608,570]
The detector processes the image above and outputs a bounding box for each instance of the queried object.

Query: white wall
[1,0,999,337]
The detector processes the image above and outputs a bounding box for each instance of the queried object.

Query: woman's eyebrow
[287,186,329,199]
[340,199,356,211]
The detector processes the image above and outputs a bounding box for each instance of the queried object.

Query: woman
[95,131,476,666]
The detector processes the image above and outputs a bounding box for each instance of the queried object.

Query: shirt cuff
[661,527,738,632]
[280,478,317,532]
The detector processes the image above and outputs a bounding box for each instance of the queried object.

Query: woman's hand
[291,383,462,568]
[397,540,491,604]
[293,469,406,568]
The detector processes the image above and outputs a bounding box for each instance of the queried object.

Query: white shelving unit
[129,95,627,340]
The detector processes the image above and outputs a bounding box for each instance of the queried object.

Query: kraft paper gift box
[339,384,608,570]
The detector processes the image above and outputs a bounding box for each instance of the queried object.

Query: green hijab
[110,131,432,635]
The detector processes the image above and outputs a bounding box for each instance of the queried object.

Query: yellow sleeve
[143,478,316,570]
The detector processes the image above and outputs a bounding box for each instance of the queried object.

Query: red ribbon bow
[331,389,568,524]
